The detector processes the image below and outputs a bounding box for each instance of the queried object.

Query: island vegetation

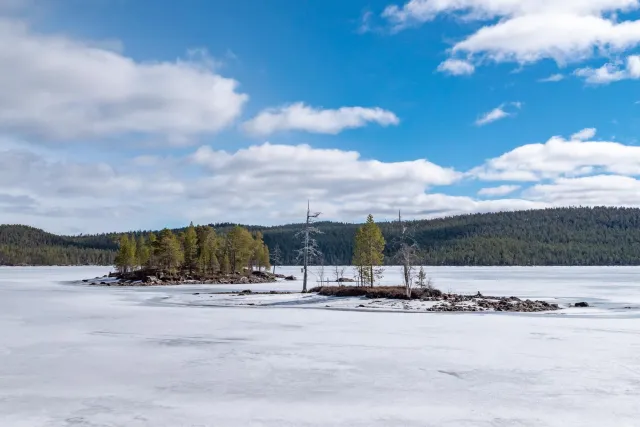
[109,223,275,285]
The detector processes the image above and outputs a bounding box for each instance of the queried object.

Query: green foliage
[352,214,386,286]
[182,222,198,274]
[114,235,136,273]
[153,229,184,273]
[135,235,150,267]
[196,225,219,275]
[225,226,254,273]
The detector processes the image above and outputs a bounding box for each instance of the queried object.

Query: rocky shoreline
[83,270,296,286]
[310,286,563,313]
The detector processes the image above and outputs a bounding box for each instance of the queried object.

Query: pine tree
[114,235,131,273]
[114,234,136,273]
[146,232,157,269]
[260,243,271,271]
[196,225,219,275]
[136,235,149,268]
[225,226,254,273]
[154,229,184,274]
[352,214,385,287]
[221,252,230,274]
[183,222,198,274]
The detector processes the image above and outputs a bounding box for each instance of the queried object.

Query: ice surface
[1,266,640,426]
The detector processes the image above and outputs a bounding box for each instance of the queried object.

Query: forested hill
[3,207,640,266]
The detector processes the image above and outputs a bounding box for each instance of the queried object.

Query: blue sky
[3,0,640,233]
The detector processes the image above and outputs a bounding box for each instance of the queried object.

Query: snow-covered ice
[1,266,640,426]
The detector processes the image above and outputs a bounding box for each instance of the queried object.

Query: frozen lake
[1,266,640,426]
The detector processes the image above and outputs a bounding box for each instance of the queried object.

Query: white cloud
[7,127,640,232]
[0,19,248,141]
[471,131,640,181]
[571,128,597,141]
[475,102,521,126]
[242,103,399,136]
[478,185,521,196]
[382,0,640,72]
[437,59,475,75]
[524,175,640,206]
[574,55,640,84]
[0,140,465,233]
[538,73,564,82]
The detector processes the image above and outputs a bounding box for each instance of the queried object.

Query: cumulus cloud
[0,140,467,233]
[478,185,521,196]
[574,55,640,84]
[382,0,640,72]
[242,103,399,136]
[524,175,640,206]
[475,102,521,126]
[0,19,248,141]
[471,130,640,181]
[6,127,640,232]
[437,59,475,75]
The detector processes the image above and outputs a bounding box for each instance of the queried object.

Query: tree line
[5,207,640,266]
[114,223,270,276]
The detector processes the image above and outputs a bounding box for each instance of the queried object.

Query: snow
[1,266,640,426]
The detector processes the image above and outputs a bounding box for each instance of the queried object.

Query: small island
[83,217,576,313]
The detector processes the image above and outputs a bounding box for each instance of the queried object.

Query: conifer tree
[136,235,149,268]
[183,222,198,274]
[145,232,157,269]
[114,235,131,273]
[352,214,385,287]
[155,228,183,274]
[196,225,219,275]
[221,252,231,274]
[225,226,254,273]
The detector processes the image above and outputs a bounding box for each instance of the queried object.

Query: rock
[240,289,252,294]
[82,279,89,282]
[337,277,356,282]
[285,275,296,281]
[358,304,366,308]
[575,302,590,308]
[192,293,200,295]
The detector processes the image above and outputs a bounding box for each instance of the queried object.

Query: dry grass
[309,285,442,300]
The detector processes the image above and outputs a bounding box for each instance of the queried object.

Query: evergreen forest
[3,207,640,266]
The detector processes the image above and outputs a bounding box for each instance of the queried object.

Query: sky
[3,0,640,234]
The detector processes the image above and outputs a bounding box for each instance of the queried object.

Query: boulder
[574,302,590,308]
[337,277,356,283]
[284,275,296,281]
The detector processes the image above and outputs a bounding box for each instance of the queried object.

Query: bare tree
[395,210,420,298]
[270,245,283,274]
[296,201,322,292]
[333,265,347,284]
[316,258,326,286]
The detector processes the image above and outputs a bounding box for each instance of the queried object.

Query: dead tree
[295,201,322,292]
[395,210,419,298]
[333,265,347,284]
[270,245,283,274]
